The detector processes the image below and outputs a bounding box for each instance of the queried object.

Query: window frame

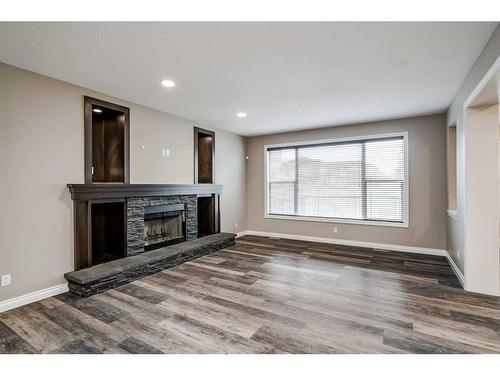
[264,132,409,228]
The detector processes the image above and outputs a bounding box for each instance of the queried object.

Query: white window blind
[266,135,407,225]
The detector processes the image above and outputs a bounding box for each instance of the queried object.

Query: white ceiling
[0,22,497,136]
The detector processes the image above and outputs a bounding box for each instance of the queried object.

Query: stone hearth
[65,232,236,297]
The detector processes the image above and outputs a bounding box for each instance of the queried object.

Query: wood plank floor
[1,235,500,354]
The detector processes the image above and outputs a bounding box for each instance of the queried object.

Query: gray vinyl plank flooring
[1,235,499,354]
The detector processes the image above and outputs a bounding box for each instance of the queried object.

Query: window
[265,133,408,227]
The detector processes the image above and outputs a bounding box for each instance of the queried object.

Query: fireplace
[68,185,220,269]
[143,204,186,251]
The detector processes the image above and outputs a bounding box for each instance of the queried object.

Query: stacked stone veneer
[127,195,197,256]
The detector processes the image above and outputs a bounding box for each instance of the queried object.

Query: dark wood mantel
[67,183,223,201]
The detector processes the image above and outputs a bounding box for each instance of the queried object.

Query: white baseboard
[236,230,250,238]
[236,230,448,257]
[0,283,68,313]
[446,254,465,287]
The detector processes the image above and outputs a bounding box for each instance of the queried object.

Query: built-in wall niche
[194,127,219,238]
[197,195,219,237]
[194,127,215,183]
[84,96,130,184]
[91,201,126,265]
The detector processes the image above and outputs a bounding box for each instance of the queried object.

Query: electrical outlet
[1,274,11,287]
[234,222,239,229]
[162,149,171,157]
[333,226,338,233]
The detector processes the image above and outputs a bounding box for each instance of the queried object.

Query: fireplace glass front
[143,204,186,251]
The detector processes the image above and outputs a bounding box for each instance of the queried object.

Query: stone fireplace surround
[127,195,197,255]
[65,184,235,297]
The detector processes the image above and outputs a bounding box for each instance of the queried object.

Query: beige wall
[462,104,499,295]
[447,126,457,210]
[446,25,500,275]
[0,62,246,302]
[245,114,447,249]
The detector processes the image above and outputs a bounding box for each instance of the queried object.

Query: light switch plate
[1,274,11,287]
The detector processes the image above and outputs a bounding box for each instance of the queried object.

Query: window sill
[264,214,409,228]
[447,209,459,220]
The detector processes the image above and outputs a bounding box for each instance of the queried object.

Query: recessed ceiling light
[236,112,247,118]
[161,79,175,88]
[92,108,103,113]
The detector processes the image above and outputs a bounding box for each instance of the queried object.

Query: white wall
[0,62,247,303]
[463,104,500,295]
[446,25,500,276]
